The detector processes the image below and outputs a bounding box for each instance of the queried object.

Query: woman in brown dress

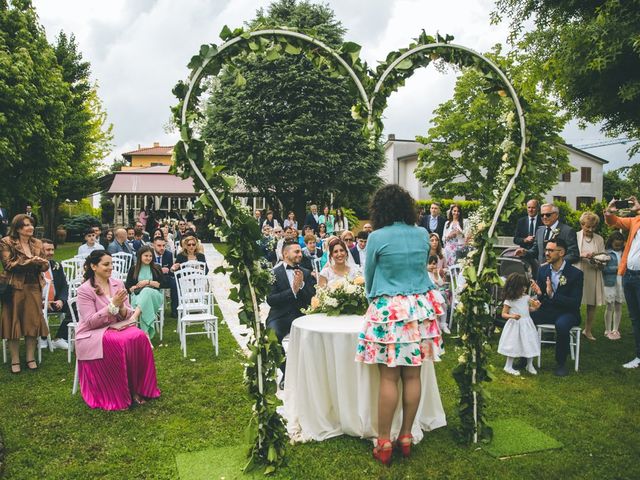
[576,211,605,341]
[1,214,49,373]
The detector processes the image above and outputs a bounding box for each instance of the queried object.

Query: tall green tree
[0,0,71,215]
[40,31,112,235]
[201,0,384,220]
[492,0,640,156]
[415,48,571,203]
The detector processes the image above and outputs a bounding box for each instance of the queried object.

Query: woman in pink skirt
[76,250,160,410]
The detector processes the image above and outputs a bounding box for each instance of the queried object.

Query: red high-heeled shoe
[373,439,393,466]
[396,434,413,457]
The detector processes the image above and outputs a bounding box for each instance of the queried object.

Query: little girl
[428,255,450,334]
[498,272,541,376]
[603,231,626,340]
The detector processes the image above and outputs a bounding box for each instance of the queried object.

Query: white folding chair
[66,296,80,364]
[36,279,54,363]
[175,266,208,324]
[111,257,128,281]
[180,260,208,273]
[61,257,86,283]
[537,324,581,372]
[447,265,462,332]
[112,252,133,274]
[176,273,218,357]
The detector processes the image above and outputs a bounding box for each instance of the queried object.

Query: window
[553,196,567,204]
[576,196,596,209]
[581,167,592,183]
[253,197,266,211]
[559,171,571,182]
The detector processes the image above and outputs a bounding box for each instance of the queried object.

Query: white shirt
[543,220,560,241]
[78,242,104,257]
[550,260,566,293]
[627,229,640,270]
[429,216,438,231]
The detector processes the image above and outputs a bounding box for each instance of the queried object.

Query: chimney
[153,142,160,147]
[387,134,396,141]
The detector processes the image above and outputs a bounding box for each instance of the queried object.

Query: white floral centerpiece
[304,276,368,316]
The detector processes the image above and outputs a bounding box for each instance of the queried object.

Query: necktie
[156,256,161,264]
[286,265,297,270]
[529,218,534,236]
[545,227,552,241]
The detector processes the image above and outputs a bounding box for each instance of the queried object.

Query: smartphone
[614,199,632,209]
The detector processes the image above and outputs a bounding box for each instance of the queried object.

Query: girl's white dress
[497,294,540,358]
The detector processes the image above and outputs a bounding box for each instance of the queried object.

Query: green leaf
[265,48,281,61]
[219,25,232,41]
[234,72,246,87]
[395,57,413,70]
[284,43,301,55]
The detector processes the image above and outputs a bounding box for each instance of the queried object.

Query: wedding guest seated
[351,231,368,268]
[171,234,209,274]
[339,230,358,266]
[100,229,114,250]
[263,210,280,229]
[530,238,583,376]
[260,224,277,265]
[108,228,134,255]
[301,234,322,275]
[362,223,373,233]
[428,255,450,334]
[429,233,447,280]
[298,224,314,248]
[126,227,136,251]
[317,223,328,241]
[131,228,147,252]
[152,237,178,317]
[134,221,151,242]
[76,250,160,410]
[125,246,166,339]
[40,239,71,350]
[78,228,105,257]
[318,237,359,288]
[276,226,298,263]
[265,240,316,389]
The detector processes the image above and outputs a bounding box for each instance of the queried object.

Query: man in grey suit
[515,203,579,265]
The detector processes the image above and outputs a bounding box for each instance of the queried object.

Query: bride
[318,237,360,288]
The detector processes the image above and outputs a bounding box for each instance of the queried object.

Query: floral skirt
[355,290,445,367]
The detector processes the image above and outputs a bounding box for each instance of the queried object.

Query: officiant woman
[355,184,445,465]
[76,250,160,410]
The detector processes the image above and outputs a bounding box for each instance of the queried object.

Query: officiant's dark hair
[369,184,417,230]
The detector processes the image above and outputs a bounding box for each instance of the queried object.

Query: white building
[382,135,607,208]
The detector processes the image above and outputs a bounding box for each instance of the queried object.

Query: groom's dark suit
[266,263,316,344]
[531,262,583,366]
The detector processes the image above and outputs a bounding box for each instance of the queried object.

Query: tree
[492,0,640,156]
[0,0,71,214]
[40,32,112,235]
[415,48,571,204]
[201,0,384,221]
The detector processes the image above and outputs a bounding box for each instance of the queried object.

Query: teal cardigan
[364,222,435,300]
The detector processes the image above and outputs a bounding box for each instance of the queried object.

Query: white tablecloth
[282,313,447,443]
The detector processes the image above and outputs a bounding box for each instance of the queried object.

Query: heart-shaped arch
[174,28,527,469]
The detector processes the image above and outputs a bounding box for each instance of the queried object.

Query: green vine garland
[173,24,527,472]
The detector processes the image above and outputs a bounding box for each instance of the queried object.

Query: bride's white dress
[318,264,360,284]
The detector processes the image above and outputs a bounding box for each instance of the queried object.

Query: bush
[64,214,101,241]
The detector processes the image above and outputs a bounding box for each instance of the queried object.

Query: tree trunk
[40,197,58,240]
[292,188,306,230]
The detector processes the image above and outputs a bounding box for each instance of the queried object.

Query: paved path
[204,243,268,354]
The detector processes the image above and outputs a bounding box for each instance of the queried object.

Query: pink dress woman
[76,277,160,410]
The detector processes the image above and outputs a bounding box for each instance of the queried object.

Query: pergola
[107,166,199,226]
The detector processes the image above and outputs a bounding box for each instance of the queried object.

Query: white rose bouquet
[304,276,368,316]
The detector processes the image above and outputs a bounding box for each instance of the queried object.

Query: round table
[282,313,447,443]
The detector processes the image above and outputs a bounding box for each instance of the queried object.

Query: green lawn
[1,244,639,479]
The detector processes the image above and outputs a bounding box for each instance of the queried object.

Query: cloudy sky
[32,0,638,170]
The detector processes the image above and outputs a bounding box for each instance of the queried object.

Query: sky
[31,0,639,171]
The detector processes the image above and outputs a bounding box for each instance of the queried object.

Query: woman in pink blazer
[76,250,160,410]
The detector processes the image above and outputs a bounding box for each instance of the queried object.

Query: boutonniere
[558,274,567,287]
[551,227,560,239]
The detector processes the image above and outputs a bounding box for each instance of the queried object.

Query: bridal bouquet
[305,276,368,316]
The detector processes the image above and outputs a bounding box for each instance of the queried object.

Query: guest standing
[355,185,444,465]
[333,208,348,236]
[0,215,49,373]
[442,204,466,267]
[318,206,335,235]
[125,246,165,339]
[420,202,446,238]
[0,202,9,237]
[76,251,160,410]
[576,212,605,341]
[283,211,298,231]
[304,204,320,234]
[603,231,626,340]
[604,196,640,369]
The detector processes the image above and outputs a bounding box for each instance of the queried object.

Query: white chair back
[175,266,206,300]
[111,257,128,281]
[112,252,133,273]
[68,278,82,299]
[177,271,209,314]
[61,257,86,282]
[180,260,207,273]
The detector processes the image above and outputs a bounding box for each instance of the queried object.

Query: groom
[266,240,316,389]
[530,238,583,376]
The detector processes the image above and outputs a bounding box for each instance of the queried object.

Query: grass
[483,418,563,458]
[1,243,639,479]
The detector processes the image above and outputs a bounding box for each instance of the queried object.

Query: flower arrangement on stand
[305,276,367,316]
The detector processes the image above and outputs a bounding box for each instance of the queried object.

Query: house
[382,135,607,208]
[105,142,268,225]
